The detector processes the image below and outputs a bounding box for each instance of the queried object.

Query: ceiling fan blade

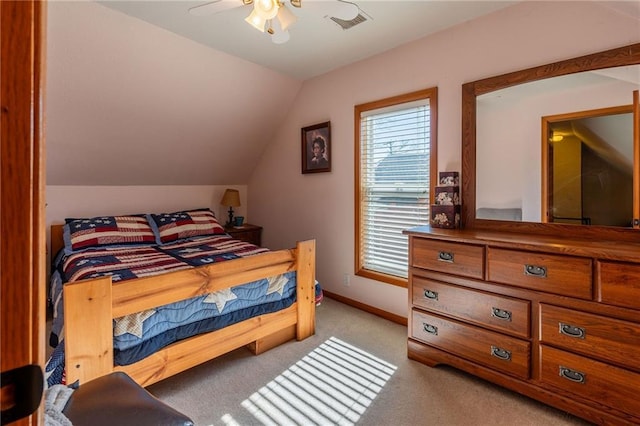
[188,0,244,16]
[329,1,359,21]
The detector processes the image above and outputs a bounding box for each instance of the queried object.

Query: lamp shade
[245,9,267,32]
[220,189,241,207]
[254,0,279,20]
[276,4,297,31]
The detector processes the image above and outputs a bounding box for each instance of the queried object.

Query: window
[355,88,437,286]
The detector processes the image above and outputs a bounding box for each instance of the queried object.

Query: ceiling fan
[189,0,360,44]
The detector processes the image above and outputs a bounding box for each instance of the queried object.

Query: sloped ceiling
[46,1,521,186]
[45,1,640,186]
[46,1,302,185]
[97,0,518,81]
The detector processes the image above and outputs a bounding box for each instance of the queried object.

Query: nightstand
[225,224,262,246]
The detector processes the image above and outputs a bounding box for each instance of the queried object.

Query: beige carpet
[148,297,591,426]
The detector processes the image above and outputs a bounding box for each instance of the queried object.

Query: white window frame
[354,88,437,287]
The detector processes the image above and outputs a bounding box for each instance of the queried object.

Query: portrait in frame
[301,121,331,174]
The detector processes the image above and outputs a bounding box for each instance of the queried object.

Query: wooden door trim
[1,1,45,424]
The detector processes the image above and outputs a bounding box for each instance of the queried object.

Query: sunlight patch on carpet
[238,336,397,425]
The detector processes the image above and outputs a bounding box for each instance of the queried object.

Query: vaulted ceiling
[46,1,637,186]
[96,0,517,80]
[47,1,302,185]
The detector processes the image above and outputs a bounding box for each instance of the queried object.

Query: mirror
[462,43,640,237]
[543,105,633,227]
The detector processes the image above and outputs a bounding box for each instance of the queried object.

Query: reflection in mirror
[475,64,640,224]
[543,107,633,227]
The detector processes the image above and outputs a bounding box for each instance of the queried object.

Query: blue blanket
[45,235,319,387]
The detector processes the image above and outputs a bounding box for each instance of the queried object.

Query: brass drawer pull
[524,264,547,278]
[491,307,512,322]
[490,345,511,361]
[559,366,586,384]
[438,251,454,263]
[559,322,586,339]
[423,289,438,300]
[423,323,438,335]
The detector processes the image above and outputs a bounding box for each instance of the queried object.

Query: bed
[45,209,318,388]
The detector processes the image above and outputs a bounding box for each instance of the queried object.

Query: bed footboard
[64,276,114,384]
[293,239,316,340]
[63,239,316,387]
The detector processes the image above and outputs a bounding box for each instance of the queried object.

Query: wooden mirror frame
[461,43,640,241]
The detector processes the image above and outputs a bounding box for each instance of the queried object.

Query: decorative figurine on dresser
[405,43,640,426]
[431,171,460,229]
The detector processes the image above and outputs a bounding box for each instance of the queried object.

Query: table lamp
[220,189,241,227]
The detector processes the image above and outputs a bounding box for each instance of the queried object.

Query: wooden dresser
[405,226,640,425]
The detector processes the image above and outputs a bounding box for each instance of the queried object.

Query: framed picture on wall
[301,121,331,174]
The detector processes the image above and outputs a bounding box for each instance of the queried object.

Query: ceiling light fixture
[244,0,300,41]
[245,9,268,32]
[276,4,297,31]
[255,0,279,20]
[189,0,361,44]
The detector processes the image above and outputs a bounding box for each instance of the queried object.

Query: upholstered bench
[62,372,193,426]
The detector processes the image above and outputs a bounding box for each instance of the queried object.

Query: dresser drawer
[540,345,640,420]
[487,248,592,299]
[540,304,640,372]
[412,238,484,280]
[412,277,530,338]
[411,310,530,379]
[597,261,640,310]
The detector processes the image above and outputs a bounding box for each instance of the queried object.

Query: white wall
[249,1,640,318]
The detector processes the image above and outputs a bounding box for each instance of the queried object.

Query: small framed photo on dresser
[302,121,331,174]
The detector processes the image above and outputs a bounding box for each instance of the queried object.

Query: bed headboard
[51,224,64,262]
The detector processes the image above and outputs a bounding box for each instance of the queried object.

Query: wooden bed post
[64,276,114,385]
[295,239,316,340]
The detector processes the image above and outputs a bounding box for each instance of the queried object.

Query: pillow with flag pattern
[63,214,157,255]
[148,208,225,244]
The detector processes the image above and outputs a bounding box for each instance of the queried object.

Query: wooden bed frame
[50,224,316,387]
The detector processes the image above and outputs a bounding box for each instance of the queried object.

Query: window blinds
[359,100,431,278]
